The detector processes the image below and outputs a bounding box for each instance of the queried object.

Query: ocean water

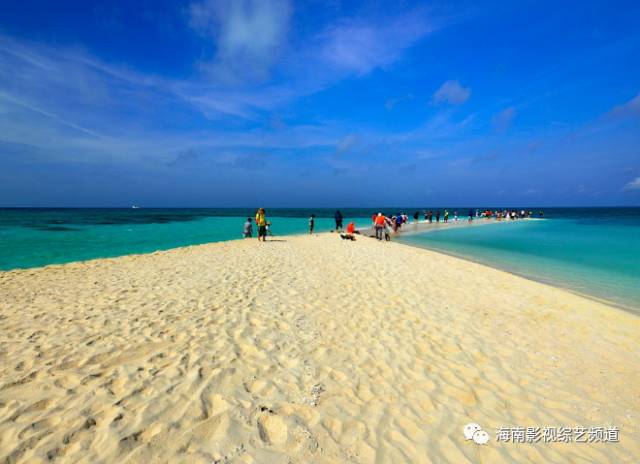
[396,208,640,311]
[0,208,374,270]
[1,208,639,311]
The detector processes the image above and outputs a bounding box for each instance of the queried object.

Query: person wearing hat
[374,213,386,240]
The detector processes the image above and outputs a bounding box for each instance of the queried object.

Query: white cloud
[623,176,640,191]
[432,80,471,105]
[188,0,292,83]
[0,6,461,177]
[316,13,432,76]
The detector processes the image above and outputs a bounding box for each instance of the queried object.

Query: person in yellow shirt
[255,208,267,241]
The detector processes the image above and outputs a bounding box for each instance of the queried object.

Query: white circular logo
[472,430,490,445]
[463,423,481,440]
[464,423,490,445]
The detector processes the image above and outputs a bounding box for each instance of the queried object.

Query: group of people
[243,208,271,241]
[330,210,358,240]
[244,208,544,242]
[368,207,543,241]
[243,209,357,241]
[490,209,539,220]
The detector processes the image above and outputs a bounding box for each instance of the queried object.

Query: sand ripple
[0,235,638,463]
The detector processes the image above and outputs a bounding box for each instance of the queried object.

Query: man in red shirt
[374,213,385,240]
[340,221,357,241]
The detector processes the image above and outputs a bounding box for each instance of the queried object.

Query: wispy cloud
[0,1,451,144]
[623,176,640,191]
[335,134,359,154]
[316,11,433,76]
[608,93,640,119]
[432,80,471,105]
[492,107,516,133]
[0,91,105,139]
[188,0,292,83]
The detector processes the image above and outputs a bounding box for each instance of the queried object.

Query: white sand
[0,234,638,463]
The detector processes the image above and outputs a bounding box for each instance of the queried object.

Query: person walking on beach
[436,210,440,222]
[413,211,420,223]
[468,209,474,222]
[255,208,267,242]
[334,210,344,231]
[374,213,385,240]
[309,214,315,234]
[444,210,449,223]
[243,217,253,238]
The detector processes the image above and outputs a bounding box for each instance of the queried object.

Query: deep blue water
[1,207,638,310]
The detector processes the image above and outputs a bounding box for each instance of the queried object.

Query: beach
[0,234,638,463]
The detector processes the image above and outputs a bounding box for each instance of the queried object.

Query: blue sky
[0,0,639,207]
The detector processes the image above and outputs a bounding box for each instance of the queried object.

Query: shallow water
[1,207,639,312]
[396,209,640,311]
[0,208,372,270]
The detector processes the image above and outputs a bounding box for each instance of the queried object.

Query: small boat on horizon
[131,205,140,209]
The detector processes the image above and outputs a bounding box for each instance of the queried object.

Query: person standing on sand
[255,208,267,242]
[334,210,343,231]
[436,210,440,222]
[243,217,253,238]
[413,211,420,223]
[374,213,385,240]
[309,214,315,234]
[468,209,474,222]
[444,210,449,223]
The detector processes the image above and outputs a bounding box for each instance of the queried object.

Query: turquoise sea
[0,208,372,270]
[396,208,640,311]
[1,207,638,311]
